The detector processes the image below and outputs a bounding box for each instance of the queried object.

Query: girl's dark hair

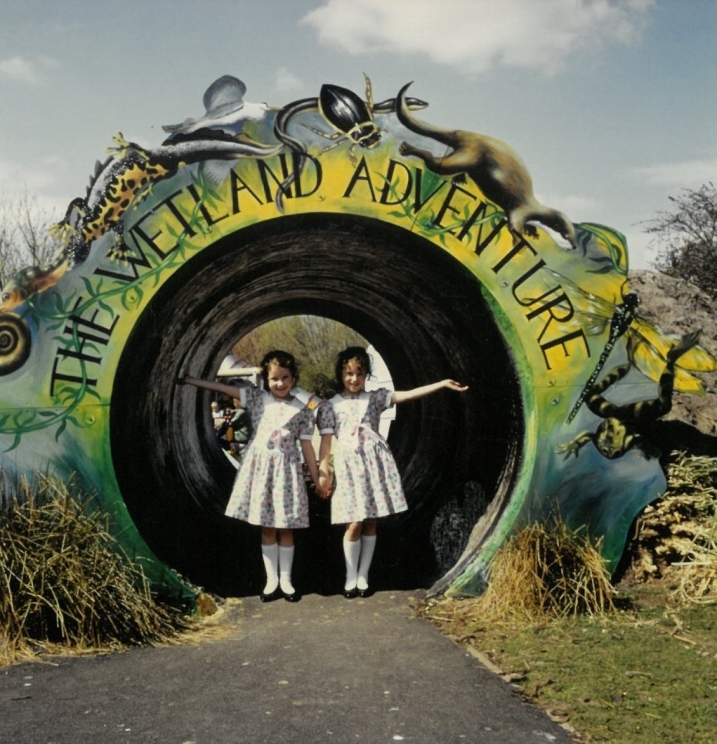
[334,346,372,387]
[260,349,299,387]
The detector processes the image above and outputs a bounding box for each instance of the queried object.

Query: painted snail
[0,313,31,375]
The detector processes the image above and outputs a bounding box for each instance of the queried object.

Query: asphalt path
[0,591,575,744]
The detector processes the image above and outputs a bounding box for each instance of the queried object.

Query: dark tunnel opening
[111,214,523,596]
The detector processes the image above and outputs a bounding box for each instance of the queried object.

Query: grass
[419,452,717,743]
[420,587,717,743]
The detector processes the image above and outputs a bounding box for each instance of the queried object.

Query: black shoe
[260,587,282,603]
[358,587,373,598]
[283,589,300,602]
[344,587,359,599]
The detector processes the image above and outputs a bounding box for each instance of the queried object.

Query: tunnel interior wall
[111,214,523,595]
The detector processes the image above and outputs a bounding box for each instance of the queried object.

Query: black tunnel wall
[111,214,523,596]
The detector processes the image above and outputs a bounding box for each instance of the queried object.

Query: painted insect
[272,74,428,210]
[538,269,717,423]
[566,288,640,422]
[311,76,382,152]
[557,331,702,460]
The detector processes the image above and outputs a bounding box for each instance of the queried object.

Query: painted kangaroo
[396,82,576,249]
[0,132,282,312]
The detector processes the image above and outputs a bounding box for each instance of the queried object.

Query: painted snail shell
[0,313,31,375]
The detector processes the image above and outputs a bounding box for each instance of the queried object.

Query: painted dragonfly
[538,269,717,423]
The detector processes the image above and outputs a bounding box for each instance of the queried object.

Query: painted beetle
[273,74,428,210]
[312,75,382,154]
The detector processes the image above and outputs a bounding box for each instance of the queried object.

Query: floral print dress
[224,387,316,529]
[317,389,407,524]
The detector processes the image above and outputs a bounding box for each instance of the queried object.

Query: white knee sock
[357,535,377,591]
[261,542,279,594]
[343,535,361,591]
[279,545,295,594]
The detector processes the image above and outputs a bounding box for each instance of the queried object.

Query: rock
[630,270,717,436]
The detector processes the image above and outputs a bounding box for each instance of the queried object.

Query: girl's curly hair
[260,349,299,387]
[334,346,372,388]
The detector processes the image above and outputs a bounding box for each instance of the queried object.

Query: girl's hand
[393,379,468,404]
[317,474,332,500]
[443,379,469,393]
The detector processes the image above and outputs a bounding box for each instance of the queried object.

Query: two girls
[318,347,468,598]
[179,350,327,602]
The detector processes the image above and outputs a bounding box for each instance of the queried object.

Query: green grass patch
[421,589,717,742]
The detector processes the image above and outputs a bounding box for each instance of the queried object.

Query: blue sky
[0,0,715,269]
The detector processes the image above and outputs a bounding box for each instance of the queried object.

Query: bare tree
[0,190,63,289]
[232,316,366,396]
[647,182,717,297]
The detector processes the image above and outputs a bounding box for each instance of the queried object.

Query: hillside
[629,270,717,444]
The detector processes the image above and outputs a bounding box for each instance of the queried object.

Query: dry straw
[625,452,717,603]
[666,453,717,605]
[0,472,189,665]
[470,519,616,622]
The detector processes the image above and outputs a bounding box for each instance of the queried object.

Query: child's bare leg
[261,527,277,545]
[363,519,377,537]
[277,528,294,547]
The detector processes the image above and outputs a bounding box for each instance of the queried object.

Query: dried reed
[625,452,717,603]
[469,520,616,622]
[0,472,189,664]
[669,454,717,604]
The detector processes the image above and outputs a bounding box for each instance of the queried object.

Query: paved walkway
[0,591,574,744]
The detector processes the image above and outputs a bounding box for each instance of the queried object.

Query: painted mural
[0,74,714,602]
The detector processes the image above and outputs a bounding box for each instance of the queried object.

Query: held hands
[316,473,333,500]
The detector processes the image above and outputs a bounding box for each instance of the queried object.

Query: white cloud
[274,66,304,95]
[538,192,603,220]
[631,158,717,191]
[0,159,56,192]
[302,0,654,76]
[0,55,60,85]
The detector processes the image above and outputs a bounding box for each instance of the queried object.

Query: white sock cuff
[262,542,279,558]
[278,544,295,568]
[357,534,377,591]
[343,536,361,561]
[261,542,279,594]
[278,545,295,593]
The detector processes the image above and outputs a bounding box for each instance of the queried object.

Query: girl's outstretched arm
[391,379,468,405]
[178,376,245,399]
